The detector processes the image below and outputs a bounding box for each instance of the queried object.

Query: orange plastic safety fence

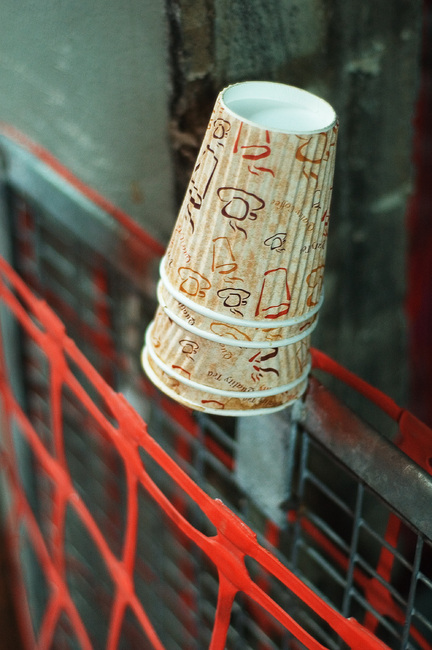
[0,254,389,649]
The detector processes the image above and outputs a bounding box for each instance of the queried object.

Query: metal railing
[0,131,431,649]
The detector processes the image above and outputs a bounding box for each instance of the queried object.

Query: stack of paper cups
[142,81,338,416]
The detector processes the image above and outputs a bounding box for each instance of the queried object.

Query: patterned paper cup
[156,280,320,348]
[142,353,309,416]
[142,309,311,416]
[143,81,338,415]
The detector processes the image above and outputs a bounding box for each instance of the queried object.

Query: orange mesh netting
[0,252,396,649]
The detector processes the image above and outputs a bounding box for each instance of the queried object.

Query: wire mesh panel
[0,132,432,649]
[0,253,393,650]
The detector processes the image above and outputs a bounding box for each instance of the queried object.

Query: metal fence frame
[1,129,431,649]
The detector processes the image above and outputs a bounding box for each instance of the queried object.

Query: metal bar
[341,483,364,617]
[291,428,310,575]
[297,377,432,541]
[303,467,355,518]
[401,535,423,649]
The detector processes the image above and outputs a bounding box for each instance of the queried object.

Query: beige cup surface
[143,82,338,415]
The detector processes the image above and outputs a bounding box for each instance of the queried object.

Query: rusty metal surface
[297,377,432,541]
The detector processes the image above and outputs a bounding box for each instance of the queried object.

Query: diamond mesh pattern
[0,253,391,649]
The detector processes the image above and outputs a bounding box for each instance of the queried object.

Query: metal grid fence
[0,131,431,649]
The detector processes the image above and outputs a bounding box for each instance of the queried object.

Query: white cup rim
[142,347,297,416]
[221,81,337,135]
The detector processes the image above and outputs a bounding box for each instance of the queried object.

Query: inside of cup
[222,81,336,134]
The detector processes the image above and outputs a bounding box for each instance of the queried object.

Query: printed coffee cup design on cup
[142,81,338,415]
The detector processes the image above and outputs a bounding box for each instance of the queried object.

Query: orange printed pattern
[233,122,275,177]
[255,268,291,320]
[178,267,211,298]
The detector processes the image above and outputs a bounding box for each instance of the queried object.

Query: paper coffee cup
[157,280,320,347]
[143,81,338,415]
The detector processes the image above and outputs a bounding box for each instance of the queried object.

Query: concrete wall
[167,0,422,412]
[0,0,175,242]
